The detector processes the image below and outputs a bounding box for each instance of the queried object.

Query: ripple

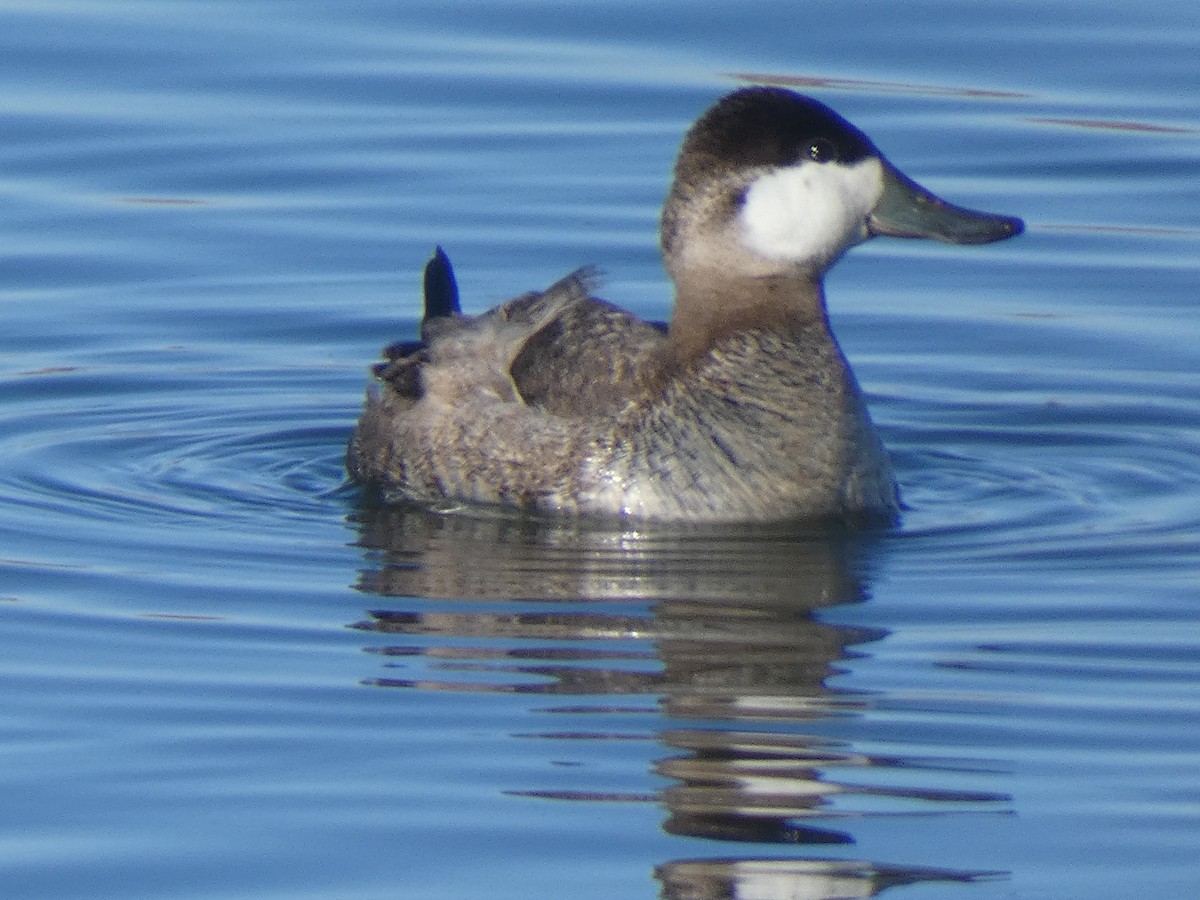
[872,336,1200,575]
[0,355,355,556]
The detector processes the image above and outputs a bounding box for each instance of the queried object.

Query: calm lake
[2,1,1199,898]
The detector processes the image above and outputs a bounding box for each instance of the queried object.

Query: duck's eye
[806,138,839,163]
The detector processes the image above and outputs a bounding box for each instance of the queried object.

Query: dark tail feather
[422,245,461,321]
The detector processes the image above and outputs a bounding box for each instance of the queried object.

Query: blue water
[3,1,1200,898]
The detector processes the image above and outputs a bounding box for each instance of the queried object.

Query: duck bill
[868,163,1023,244]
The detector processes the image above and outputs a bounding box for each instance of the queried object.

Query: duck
[347,86,1023,523]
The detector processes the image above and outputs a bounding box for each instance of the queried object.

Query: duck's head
[661,87,1023,290]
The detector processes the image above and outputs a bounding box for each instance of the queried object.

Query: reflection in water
[351,504,1007,897]
[728,70,1031,100]
[656,858,999,900]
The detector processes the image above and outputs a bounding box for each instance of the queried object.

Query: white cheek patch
[738,157,884,266]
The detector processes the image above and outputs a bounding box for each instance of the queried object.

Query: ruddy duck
[348,87,1022,522]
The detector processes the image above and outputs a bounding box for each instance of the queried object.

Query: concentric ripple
[0,299,372,618]
[850,302,1200,575]
[2,361,351,530]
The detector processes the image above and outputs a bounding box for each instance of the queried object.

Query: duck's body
[348,87,1022,523]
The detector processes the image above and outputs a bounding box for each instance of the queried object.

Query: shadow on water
[349,503,1008,899]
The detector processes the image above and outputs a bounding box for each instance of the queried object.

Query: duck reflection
[656,858,999,899]
[351,504,1006,897]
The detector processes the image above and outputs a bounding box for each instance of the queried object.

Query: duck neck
[665,270,831,365]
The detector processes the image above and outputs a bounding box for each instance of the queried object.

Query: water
[2,1,1200,898]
